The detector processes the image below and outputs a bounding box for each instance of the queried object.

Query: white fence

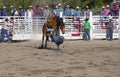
[92,16,119,39]
[62,15,120,40]
[0,14,120,40]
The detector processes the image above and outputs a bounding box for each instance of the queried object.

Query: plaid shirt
[108,21,114,30]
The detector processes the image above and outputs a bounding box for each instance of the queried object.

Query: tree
[0,0,34,10]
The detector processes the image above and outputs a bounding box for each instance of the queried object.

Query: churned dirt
[0,40,120,77]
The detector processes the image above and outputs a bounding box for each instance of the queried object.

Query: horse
[40,14,65,49]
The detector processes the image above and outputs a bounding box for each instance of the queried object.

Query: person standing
[43,6,51,20]
[100,6,106,20]
[53,6,59,15]
[1,6,7,16]
[26,5,34,32]
[70,6,75,16]
[84,6,90,19]
[64,5,71,16]
[105,5,110,16]
[1,18,13,43]
[111,1,119,16]
[10,5,15,16]
[33,5,42,19]
[75,6,82,21]
[57,3,64,17]
[18,6,25,16]
[106,17,114,41]
[27,5,34,18]
[83,18,91,41]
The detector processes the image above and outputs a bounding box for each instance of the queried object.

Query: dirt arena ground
[0,40,120,77]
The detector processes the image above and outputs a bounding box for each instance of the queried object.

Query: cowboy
[83,18,91,41]
[1,6,7,16]
[18,6,25,16]
[106,17,114,41]
[10,5,15,16]
[43,6,51,20]
[52,36,64,51]
[47,28,64,51]
[1,18,13,43]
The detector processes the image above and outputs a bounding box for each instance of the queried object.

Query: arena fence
[0,13,120,40]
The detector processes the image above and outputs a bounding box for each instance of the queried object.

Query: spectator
[105,5,111,16]
[70,6,75,16]
[100,6,106,20]
[111,1,119,16]
[54,6,59,16]
[102,6,110,24]
[75,6,82,21]
[57,3,64,17]
[40,7,44,17]
[64,5,71,16]
[54,5,61,17]
[33,5,42,19]
[43,6,51,20]
[1,18,13,43]
[26,5,34,18]
[100,6,110,29]
[10,5,15,16]
[84,6,90,19]
[106,17,114,41]
[100,5,113,29]
[18,6,25,16]
[83,18,91,41]
[1,6,7,16]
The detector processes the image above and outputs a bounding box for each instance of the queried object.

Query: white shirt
[2,22,12,30]
[27,9,34,18]
[14,10,19,16]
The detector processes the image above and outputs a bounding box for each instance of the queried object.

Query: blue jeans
[34,15,40,19]
[1,29,11,42]
[52,36,64,51]
[106,28,113,40]
[83,29,90,40]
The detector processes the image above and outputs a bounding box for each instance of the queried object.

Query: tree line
[0,0,115,10]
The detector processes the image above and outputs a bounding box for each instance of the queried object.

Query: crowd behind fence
[0,13,120,40]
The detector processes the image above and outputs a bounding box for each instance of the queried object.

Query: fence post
[89,11,93,40]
